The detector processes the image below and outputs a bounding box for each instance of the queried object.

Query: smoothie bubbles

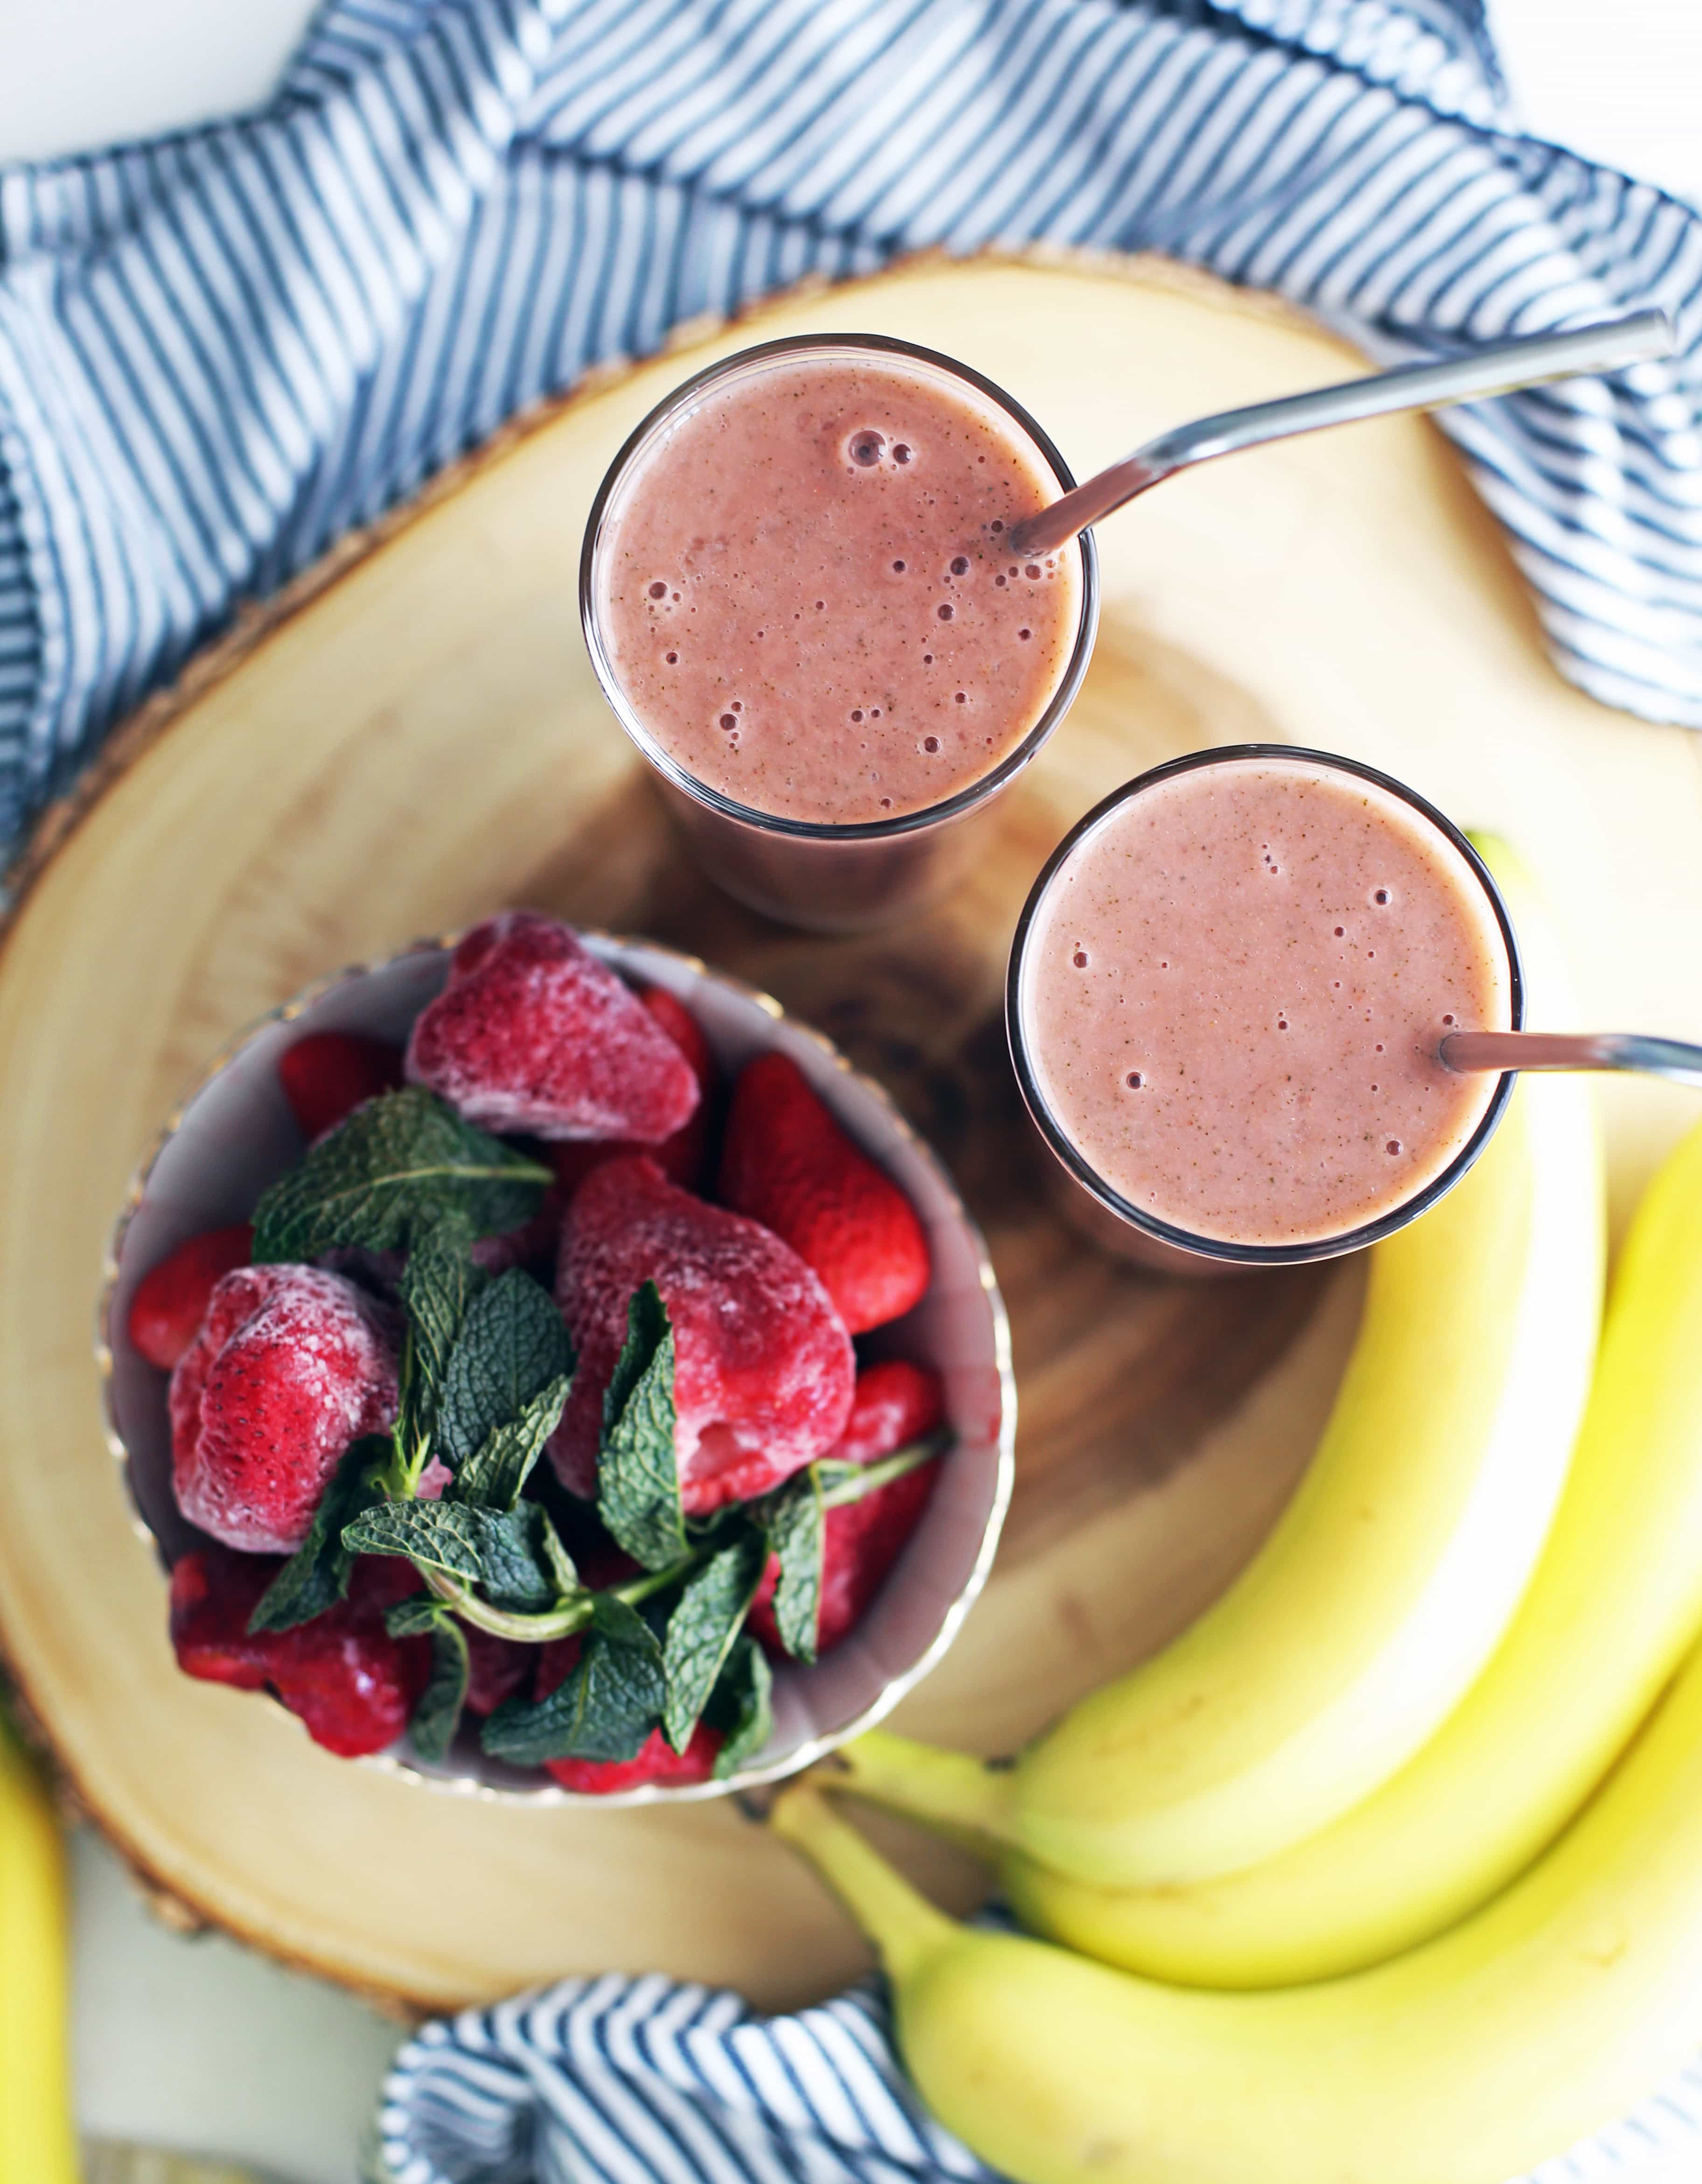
[581,336,1098,931]
[1008,748,1524,1271]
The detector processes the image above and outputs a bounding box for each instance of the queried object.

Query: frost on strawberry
[169,1264,401,1554]
[549,982,718,1197]
[551,1155,855,1514]
[405,913,699,1142]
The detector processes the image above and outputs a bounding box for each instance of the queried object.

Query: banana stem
[833,1728,1022,1847]
[770,1780,958,1982]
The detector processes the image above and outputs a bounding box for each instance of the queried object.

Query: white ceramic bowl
[100,932,1014,1805]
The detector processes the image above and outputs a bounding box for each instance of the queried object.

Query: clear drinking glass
[580,335,1100,933]
[1006,746,1525,1276]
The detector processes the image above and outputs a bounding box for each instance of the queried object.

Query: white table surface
[1,1,1698,2177]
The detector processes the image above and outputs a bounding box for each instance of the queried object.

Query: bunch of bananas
[773,839,1702,2184]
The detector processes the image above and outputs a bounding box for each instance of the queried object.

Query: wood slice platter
[2,253,1701,2017]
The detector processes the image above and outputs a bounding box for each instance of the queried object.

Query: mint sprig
[762,1469,824,1665]
[343,1499,559,1608]
[410,1619,472,1763]
[396,1213,484,1470]
[438,1270,574,1473]
[595,1283,686,1571]
[481,1597,666,1767]
[661,1531,767,1754]
[241,1065,953,1786]
[708,1636,774,1779]
[247,1434,390,1635]
[251,1087,550,1262]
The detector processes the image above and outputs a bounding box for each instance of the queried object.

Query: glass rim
[1005,743,1527,1269]
[579,331,1102,844]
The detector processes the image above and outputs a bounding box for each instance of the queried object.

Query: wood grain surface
[1,253,1700,2014]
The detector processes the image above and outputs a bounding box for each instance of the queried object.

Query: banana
[1004,1104,1702,1984]
[838,832,1603,1888]
[774,1647,1702,2184]
[0,1706,79,2184]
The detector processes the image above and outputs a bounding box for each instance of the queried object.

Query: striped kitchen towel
[371,1958,1702,2184]
[1,0,1702,879]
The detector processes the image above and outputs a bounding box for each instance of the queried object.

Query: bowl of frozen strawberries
[102,915,1012,1802]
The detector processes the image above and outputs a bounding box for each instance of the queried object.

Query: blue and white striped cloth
[372,1958,1702,2184]
[2,0,1702,879]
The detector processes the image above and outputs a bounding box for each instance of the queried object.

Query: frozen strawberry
[127,1224,253,1370]
[532,1635,721,1791]
[405,914,699,1143]
[549,984,718,1196]
[169,1548,430,1758]
[169,1264,401,1554]
[718,1053,930,1335]
[749,1360,946,1659]
[278,1032,404,1142]
[550,1156,854,1514]
[462,1627,534,1716]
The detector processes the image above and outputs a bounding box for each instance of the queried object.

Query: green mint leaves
[410,1619,472,1764]
[761,1469,825,1665]
[343,1499,559,1608]
[661,1533,768,1753]
[594,1282,686,1570]
[246,1434,390,1635]
[245,1077,954,1782]
[251,1087,549,1262]
[482,1598,667,1767]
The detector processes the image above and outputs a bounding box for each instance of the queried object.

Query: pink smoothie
[1017,756,1514,1248]
[590,349,1083,824]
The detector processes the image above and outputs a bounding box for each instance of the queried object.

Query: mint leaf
[662,1530,767,1753]
[439,1269,575,1476]
[481,1607,664,1766]
[708,1635,774,1779]
[598,1284,685,1571]
[410,1619,471,1763]
[453,1371,572,1511]
[384,1593,449,1638]
[398,1213,484,1457]
[246,1434,389,1634]
[763,1469,823,1665]
[251,1088,547,1262]
[342,1499,556,1608]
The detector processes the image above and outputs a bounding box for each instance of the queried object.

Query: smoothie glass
[581,335,1099,932]
[1007,746,1524,1274]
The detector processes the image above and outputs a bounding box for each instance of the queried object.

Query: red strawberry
[462,1627,534,1717]
[169,1264,400,1554]
[718,1053,930,1335]
[278,1033,404,1142]
[405,914,699,1143]
[749,1360,946,1659]
[169,1548,431,1758]
[549,984,717,1197]
[532,1635,721,1791]
[127,1224,254,1370]
[550,1156,854,1514]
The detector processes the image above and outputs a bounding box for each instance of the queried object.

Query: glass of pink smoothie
[1007,747,1524,1273]
[581,335,1099,931]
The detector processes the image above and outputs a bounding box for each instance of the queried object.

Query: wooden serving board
[2,254,1701,2017]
